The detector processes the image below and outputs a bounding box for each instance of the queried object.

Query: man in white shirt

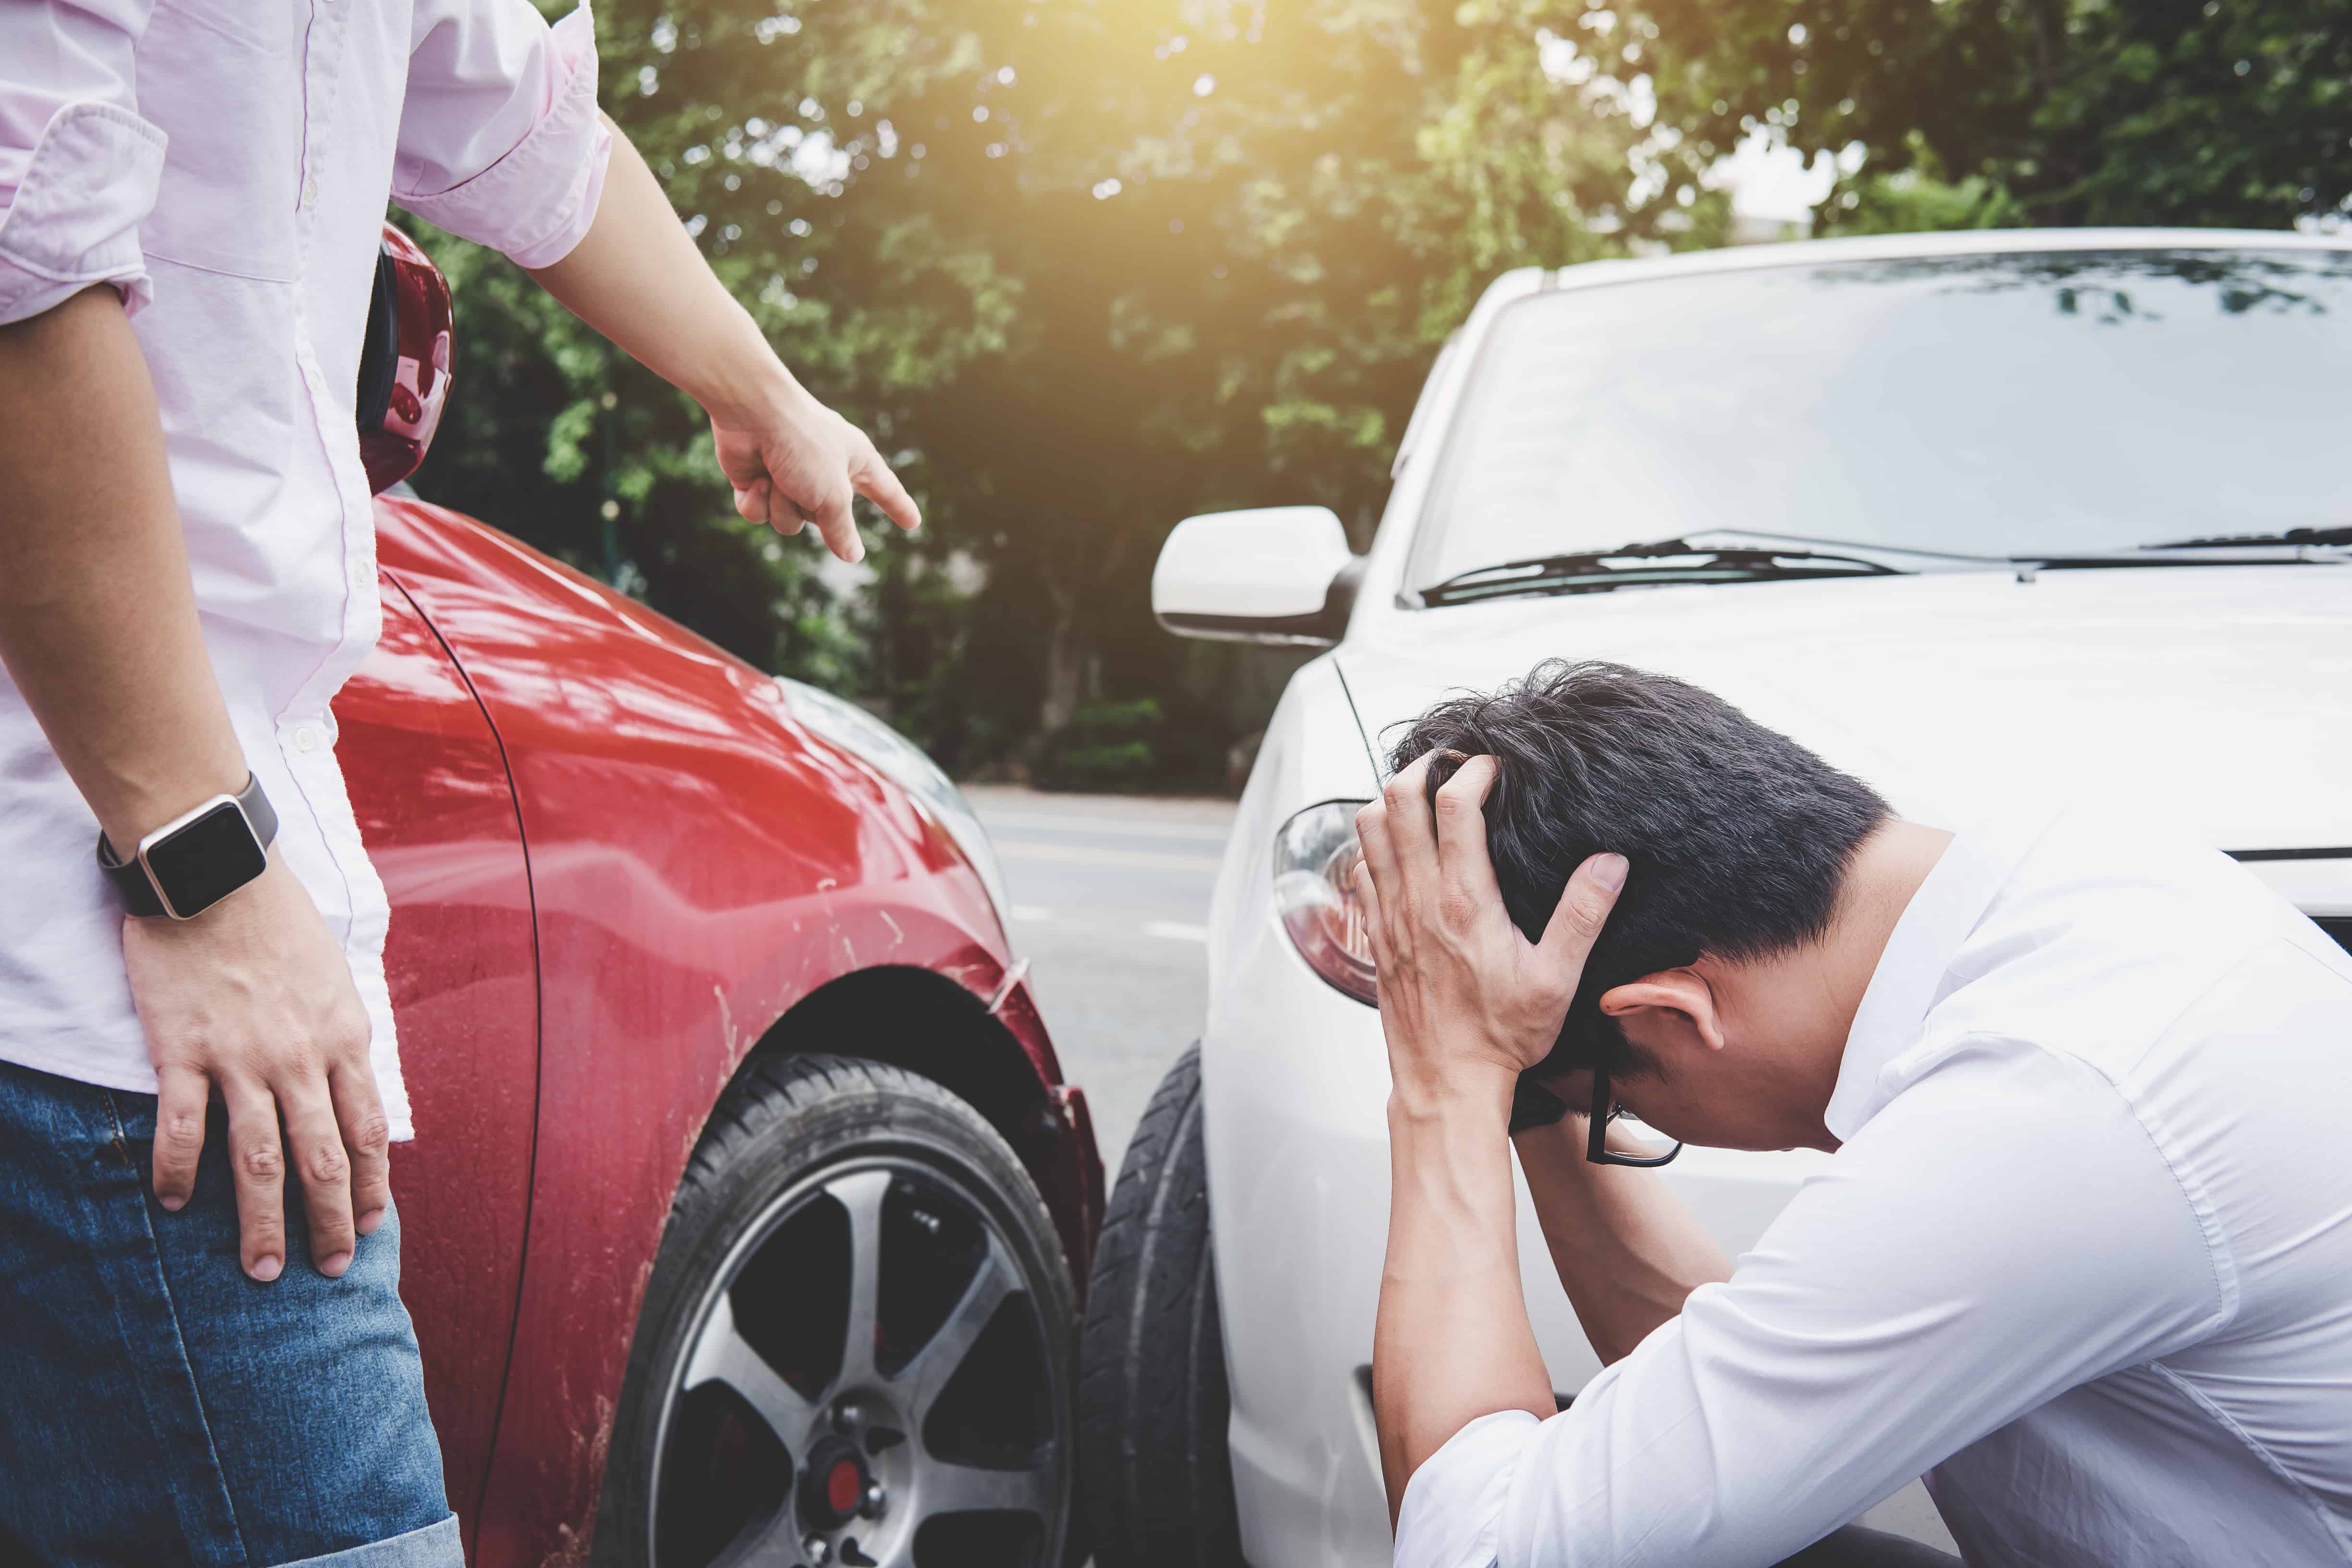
[1351,659,2352,1568]
[0,2,916,1561]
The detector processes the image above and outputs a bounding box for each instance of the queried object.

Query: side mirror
[1152,506,1362,647]
[357,225,454,497]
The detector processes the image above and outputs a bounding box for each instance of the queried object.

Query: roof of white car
[1512,226,2352,299]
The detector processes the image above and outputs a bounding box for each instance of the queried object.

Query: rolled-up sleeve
[1396,1411,1545,1568]
[394,0,612,268]
[1391,1041,2226,1567]
[0,0,167,325]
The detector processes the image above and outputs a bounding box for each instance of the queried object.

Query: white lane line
[1144,920,1209,943]
[978,809,1234,844]
[993,840,1225,874]
[1010,905,1054,923]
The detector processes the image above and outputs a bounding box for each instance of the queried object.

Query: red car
[346,228,1103,1568]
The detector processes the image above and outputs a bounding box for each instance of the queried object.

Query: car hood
[1335,564,2352,853]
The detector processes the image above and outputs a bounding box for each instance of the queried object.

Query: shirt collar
[1821,806,2064,1143]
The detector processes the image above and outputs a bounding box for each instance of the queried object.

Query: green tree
[411,0,1715,777]
[1636,0,2352,230]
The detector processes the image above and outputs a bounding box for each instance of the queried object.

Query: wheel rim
[648,1154,1067,1568]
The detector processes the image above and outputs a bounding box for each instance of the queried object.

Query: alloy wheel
[648,1156,1066,1568]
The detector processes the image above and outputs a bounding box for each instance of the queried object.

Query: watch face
[143,800,268,917]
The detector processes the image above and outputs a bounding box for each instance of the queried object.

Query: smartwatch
[97,775,278,920]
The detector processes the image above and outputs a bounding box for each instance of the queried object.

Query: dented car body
[345,493,1101,1564]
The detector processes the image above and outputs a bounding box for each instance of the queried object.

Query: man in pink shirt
[0,3,915,1561]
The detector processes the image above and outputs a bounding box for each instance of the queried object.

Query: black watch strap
[96,774,278,919]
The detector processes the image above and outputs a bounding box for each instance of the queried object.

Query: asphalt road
[967,785,1235,1181]
[972,784,1955,1556]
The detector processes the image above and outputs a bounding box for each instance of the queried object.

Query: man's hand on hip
[1354,752,1627,1109]
[1,288,381,1286]
[122,855,388,1283]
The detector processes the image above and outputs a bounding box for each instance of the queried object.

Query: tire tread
[1078,1044,1244,1568]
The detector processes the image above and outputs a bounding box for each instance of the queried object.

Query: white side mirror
[1152,506,1361,646]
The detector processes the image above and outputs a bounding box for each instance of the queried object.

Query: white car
[1075,229,2352,1567]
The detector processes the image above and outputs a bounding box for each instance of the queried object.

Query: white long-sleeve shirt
[0,0,612,1137]
[1395,807,2352,1568]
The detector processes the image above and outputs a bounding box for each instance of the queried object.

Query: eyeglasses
[1585,1056,1683,1167]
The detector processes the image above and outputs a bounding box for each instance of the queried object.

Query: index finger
[1537,852,1629,970]
[851,442,921,533]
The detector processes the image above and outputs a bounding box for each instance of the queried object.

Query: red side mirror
[356,224,454,497]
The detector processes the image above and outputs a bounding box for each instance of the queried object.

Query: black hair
[1389,660,1889,1079]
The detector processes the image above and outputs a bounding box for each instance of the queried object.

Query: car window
[1410,248,2352,588]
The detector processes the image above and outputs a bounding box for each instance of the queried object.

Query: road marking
[992,840,1225,874]
[1010,905,1053,923]
[978,809,1234,844]
[1144,920,1208,943]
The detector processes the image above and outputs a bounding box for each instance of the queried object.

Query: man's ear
[1598,968,1727,1053]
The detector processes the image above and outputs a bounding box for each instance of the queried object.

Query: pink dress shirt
[0,0,613,1139]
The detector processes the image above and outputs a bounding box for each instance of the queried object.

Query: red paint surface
[364,496,1097,1566]
[336,578,539,1547]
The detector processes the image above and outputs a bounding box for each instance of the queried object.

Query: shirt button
[293,724,322,754]
[301,176,318,208]
[350,559,373,590]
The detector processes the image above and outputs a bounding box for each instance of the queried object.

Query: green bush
[1035,699,1168,792]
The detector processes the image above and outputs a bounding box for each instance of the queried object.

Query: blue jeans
[0,1058,460,1568]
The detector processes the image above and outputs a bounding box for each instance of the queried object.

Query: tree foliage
[407,0,1721,777]
[1637,0,2352,229]
[405,0,2348,781]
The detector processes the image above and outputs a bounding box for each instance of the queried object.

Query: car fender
[374,496,1088,1567]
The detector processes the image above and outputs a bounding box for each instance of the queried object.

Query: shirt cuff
[397,3,612,270]
[1394,1409,1544,1568]
[0,101,165,326]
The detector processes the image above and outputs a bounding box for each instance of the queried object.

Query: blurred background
[405,0,2350,793]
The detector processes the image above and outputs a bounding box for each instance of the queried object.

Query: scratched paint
[373,494,1104,1567]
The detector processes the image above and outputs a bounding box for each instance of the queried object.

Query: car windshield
[1409,247,2352,592]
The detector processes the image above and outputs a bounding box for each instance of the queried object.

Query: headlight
[775,677,1014,924]
[1272,799,1377,1005]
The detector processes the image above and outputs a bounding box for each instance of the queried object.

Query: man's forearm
[525,118,785,420]
[1514,1113,1733,1365]
[0,286,248,850]
[524,117,919,563]
[1373,1069,1556,1526]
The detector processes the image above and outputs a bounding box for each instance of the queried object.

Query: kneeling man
[1358,660,2352,1568]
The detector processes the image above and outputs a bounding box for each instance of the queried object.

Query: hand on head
[1352,751,1627,1108]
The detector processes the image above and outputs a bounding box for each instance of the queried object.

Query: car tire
[596,1052,1080,1568]
[1077,1044,1246,1568]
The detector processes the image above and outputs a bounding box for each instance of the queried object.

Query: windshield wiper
[2134,525,2352,551]
[1417,537,1907,608]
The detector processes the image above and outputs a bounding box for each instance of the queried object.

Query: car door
[334,569,540,1550]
